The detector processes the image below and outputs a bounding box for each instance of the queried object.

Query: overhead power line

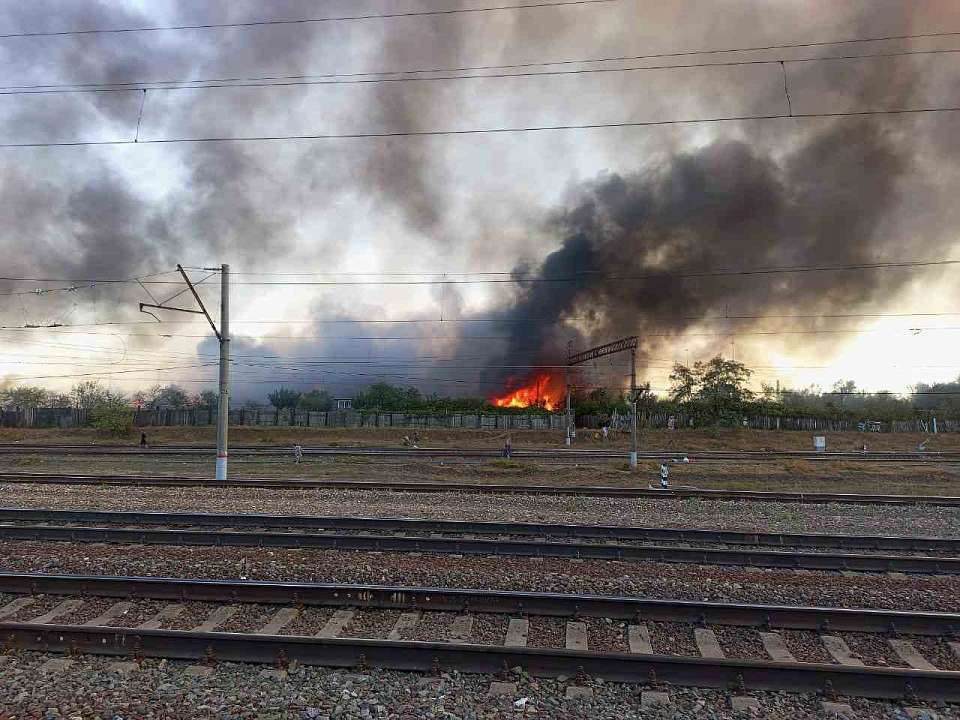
[3,46,959,96]
[1,259,957,289]
[0,1,616,39]
[2,104,960,150]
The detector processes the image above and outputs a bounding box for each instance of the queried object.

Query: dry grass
[2,425,959,453]
[0,450,957,496]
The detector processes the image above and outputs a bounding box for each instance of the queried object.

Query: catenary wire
[2,46,958,96]
[3,104,960,150]
[0,1,616,39]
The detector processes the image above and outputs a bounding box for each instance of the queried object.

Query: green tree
[146,384,189,409]
[268,387,302,411]
[668,364,699,403]
[89,391,133,436]
[0,385,48,408]
[299,389,332,411]
[70,380,110,409]
[353,383,423,412]
[699,357,753,405]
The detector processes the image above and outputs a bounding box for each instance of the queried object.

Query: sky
[0,0,959,403]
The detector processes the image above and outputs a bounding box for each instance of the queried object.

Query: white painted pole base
[216,456,227,480]
[629,451,638,469]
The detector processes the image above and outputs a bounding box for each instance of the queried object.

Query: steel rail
[2,507,958,552]
[2,572,957,634]
[2,523,959,573]
[2,623,958,700]
[0,443,956,462]
[1,472,959,506]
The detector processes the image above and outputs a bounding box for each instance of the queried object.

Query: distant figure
[862,443,868,454]
[140,432,148,449]
[412,430,421,449]
[293,444,303,464]
[667,416,676,432]
[503,436,513,459]
[658,461,670,488]
[601,425,609,442]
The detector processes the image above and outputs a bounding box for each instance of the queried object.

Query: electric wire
[3,104,960,149]
[0,1,616,39]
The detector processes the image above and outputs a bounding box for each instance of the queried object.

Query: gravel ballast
[3,483,960,538]
[2,540,957,613]
[3,650,957,720]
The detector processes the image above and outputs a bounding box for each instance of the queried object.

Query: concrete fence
[1,406,956,433]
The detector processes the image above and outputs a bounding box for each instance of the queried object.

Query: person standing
[293,444,303,464]
[658,461,669,488]
[140,432,148,449]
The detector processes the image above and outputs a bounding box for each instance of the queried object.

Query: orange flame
[492,373,560,411]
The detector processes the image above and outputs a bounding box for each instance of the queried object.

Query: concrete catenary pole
[630,348,638,469]
[215,264,230,480]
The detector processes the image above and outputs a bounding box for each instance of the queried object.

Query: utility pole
[139,263,230,479]
[630,348,638,469]
[566,336,639,468]
[216,265,230,480]
[565,366,572,446]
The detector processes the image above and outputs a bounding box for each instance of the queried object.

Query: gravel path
[3,483,960,538]
[3,540,958,613]
[4,650,955,720]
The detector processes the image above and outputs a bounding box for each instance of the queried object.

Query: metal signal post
[139,263,230,480]
[567,336,640,469]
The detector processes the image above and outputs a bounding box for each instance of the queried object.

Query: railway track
[1,572,958,700]
[0,443,956,462]
[1,471,959,506]
[3,507,959,553]
[3,513,959,572]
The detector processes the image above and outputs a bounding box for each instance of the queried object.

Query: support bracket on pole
[137,265,221,341]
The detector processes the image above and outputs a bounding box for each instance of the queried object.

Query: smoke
[1,1,959,400]
[481,121,913,379]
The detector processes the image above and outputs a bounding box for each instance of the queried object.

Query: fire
[492,373,560,410]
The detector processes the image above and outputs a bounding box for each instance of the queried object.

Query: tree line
[4,356,959,430]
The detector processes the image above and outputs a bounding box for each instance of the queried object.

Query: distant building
[335,398,353,410]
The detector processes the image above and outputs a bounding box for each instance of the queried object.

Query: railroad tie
[887,639,939,671]
[0,597,34,620]
[317,609,355,638]
[83,601,135,627]
[256,607,300,635]
[565,621,588,651]
[504,618,529,648]
[192,605,239,632]
[136,603,184,630]
[387,612,421,641]
[28,599,84,624]
[628,624,653,654]
[447,614,474,643]
[759,632,796,663]
[820,635,864,667]
[693,628,725,659]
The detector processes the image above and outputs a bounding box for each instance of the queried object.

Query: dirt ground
[1,451,958,495]
[1,425,957,453]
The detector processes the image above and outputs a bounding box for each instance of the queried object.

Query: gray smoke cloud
[1,1,958,400]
